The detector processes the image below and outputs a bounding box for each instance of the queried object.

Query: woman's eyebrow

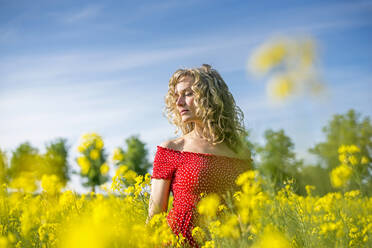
[175,87,192,94]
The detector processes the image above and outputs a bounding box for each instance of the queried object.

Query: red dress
[151,146,252,248]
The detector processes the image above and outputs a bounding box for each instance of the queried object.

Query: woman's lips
[180,110,188,115]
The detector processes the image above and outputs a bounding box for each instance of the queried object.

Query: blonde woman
[147,64,252,247]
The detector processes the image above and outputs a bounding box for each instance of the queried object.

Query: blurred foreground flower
[249,36,326,104]
[252,225,291,248]
[197,193,220,218]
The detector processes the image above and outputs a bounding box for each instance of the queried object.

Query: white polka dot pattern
[151,146,252,248]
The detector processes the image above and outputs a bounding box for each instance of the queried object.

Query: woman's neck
[189,124,206,140]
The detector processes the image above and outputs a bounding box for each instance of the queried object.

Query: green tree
[76,133,109,193]
[256,129,304,193]
[9,142,42,179]
[0,148,8,184]
[42,138,70,186]
[8,142,42,192]
[239,128,259,169]
[309,109,372,193]
[121,135,151,176]
[298,164,332,196]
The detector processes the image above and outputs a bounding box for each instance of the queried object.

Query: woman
[147,64,252,247]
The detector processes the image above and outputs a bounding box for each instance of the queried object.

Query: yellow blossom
[115,165,129,176]
[197,193,220,218]
[112,148,124,162]
[41,174,63,195]
[218,215,240,239]
[344,190,360,198]
[267,75,295,100]
[348,155,358,166]
[250,41,287,74]
[236,170,256,186]
[0,237,8,248]
[123,170,137,183]
[100,163,109,175]
[361,156,369,164]
[338,145,347,154]
[330,164,352,188]
[90,149,100,160]
[305,185,315,196]
[77,156,91,175]
[338,153,347,163]
[347,145,360,153]
[201,240,215,248]
[9,172,37,193]
[95,139,104,150]
[78,132,104,153]
[252,225,290,248]
[191,226,206,244]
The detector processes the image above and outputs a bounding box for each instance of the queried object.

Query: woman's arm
[146,178,171,224]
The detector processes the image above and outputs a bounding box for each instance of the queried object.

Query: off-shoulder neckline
[157,145,252,162]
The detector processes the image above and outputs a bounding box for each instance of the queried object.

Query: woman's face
[175,76,200,124]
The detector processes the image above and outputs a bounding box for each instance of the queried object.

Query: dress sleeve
[151,146,177,180]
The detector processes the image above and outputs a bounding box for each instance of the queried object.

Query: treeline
[0,109,371,195]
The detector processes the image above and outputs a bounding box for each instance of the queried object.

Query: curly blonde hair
[164,64,246,153]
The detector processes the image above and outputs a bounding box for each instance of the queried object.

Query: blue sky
[1,0,371,193]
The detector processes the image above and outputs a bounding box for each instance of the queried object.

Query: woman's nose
[176,96,185,106]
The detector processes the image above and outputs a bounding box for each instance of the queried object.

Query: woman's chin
[181,117,192,123]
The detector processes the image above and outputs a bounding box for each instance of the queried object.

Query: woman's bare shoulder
[159,137,184,151]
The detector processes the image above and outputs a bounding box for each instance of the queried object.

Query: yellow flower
[77,156,91,175]
[218,215,240,239]
[330,164,352,188]
[77,144,87,153]
[191,226,206,244]
[41,174,63,195]
[78,133,104,152]
[115,165,129,176]
[338,145,347,154]
[95,139,104,150]
[348,155,358,166]
[250,41,287,74]
[218,204,227,212]
[268,75,295,100]
[112,148,124,162]
[305,185,316,196]
[90,149,100,160]
[201,240,215,248]
[344,190,360,198]
[347,145,360,153]
[197,193,220,218]
[100,163,109,175]
[361,156,369,164]
[59,190,77,208]
[338,153,347,163]
[252,225,290,248]
[236,170,256,186]
[0,237,8,248]
[9,172,37,193]
[124,170,137,183]
[233,191,241,201]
